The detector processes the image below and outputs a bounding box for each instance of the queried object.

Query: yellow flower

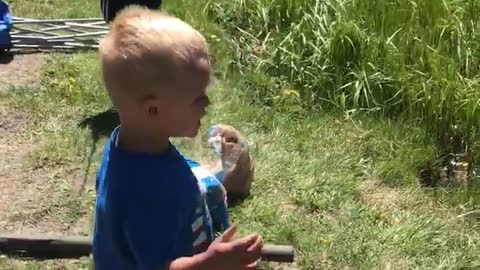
[282,89,300,97]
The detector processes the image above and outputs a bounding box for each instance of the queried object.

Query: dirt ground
[0,53,46,90]
[0,106,91,235]
[0,53,92,269]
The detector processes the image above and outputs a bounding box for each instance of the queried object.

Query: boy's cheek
[178,125,200,138]
[168,118,199,137]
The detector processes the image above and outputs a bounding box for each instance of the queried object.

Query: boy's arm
[123,196,261,270]
[165,253,210,270]
[123,195,209,270]
[165,228,262,270]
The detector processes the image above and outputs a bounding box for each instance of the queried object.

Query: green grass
[7,0,101,18]
[2,0,480,269]
[203,0,480,170]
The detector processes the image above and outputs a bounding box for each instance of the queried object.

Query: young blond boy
[93,6,263,270]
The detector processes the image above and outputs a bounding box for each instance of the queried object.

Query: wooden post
[0,234,91,259]
[0,234,295,263]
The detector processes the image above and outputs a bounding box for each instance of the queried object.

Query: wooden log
[11,38,99,49]
[46,31,107,40]
[65,22,109,30]
[10,35,48,40]
[13,17,104,23]
[44,23,88,34]
[64,42,99,48]
[12,40,78,46]
[12,26,59,36]
[261,244,295,263]
[0,234,91,259]
[12,40,76,45]
[89,21,109,26]
[0,234,295,263]
[12,38,74,43]
[12,44,77,50]
[39,25,71,32]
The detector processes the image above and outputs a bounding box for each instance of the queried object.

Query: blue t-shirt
[188,161,230,236]
[93,127,214,270]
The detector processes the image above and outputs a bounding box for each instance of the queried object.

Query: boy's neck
[116,125,171,154]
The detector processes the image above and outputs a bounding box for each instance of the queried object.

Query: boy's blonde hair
[99,6,209,104]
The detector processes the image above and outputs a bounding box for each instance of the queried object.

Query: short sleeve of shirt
[123,194,184,270]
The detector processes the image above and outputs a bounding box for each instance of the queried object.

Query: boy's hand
[204,226,263,270]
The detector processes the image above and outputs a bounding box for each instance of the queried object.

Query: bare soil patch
[0,53,46,90]
[0,54,92,269]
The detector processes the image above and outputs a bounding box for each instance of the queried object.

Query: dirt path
[1,53,68,234]
[0,106,84,235]
[0,53,92,269]
[0,53,46,90]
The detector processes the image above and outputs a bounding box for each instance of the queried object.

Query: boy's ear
[141,96,160,119]
[147,105,159,117]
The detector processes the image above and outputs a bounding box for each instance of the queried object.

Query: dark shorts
[100,0,163,22]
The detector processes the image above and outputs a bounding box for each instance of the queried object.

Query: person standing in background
[100,0,162,22]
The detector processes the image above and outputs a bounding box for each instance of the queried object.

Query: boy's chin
[183,131,199,138]
[182,125,201,138]
[171,121,202,138]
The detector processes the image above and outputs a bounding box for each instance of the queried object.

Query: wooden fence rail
[0,234,295,263]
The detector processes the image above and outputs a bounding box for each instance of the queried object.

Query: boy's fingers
[247,235,263,253]
[245,259,260,270]
[241,236,263,265]
[232,234,259,250]
[218,225,236,243]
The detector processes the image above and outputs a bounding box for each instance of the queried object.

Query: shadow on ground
[0,50,75,65]
[78,108,119,193]
[0,52,14,64]
[79,108,119,143]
